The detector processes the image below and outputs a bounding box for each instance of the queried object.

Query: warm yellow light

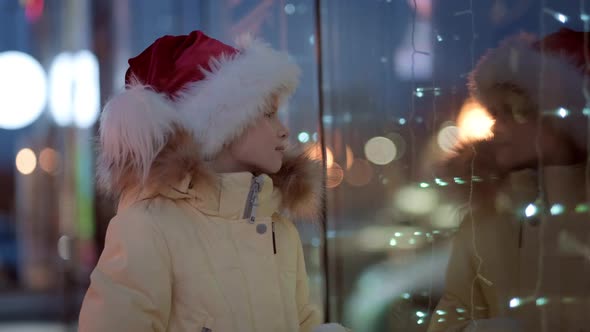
[457,100,495,142]
[326,162,344,189]
[39,148,59,174]
[310,144,334,168]
[345,145,354,170]
[16,148,37,175]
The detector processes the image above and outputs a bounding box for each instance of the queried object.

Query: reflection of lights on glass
[562,297,575,304]
[417,319,424,325]
[414,231,422,236]
[284,3,295,14]
[420,182,430,188]
[581,13,590,21]
[16,148,37,175]
[415,91,424,98]
[557,107,569,118]
[454,177,465,184]
[416,311,426,318]
[437,125,460,153]
[456,308,466,313]
[584,108,590,116]
[310,145,334,168]
[395,186,439,215]
[389,238,397,246]
[402,293,411,299]
[39,148,59,174]
[550,204,565,216]
[437,318,446,323]
[298,132,310,143]
[386,132,407,160]
[345,159,373,186]
[399,118,407,125]
[435,178,449,186]
[345,145,354,170]
[436,310,446,315]
[326,162,344,189]
[312,132,318,142]
[408,238,416,245]
[0,51,47,129]
[308,35,315,45]
[525,203,538,218]
[431,204,463,229]
[437,34,443,42]
[509,297,521,308]
[457,100,495,143]
[394,232,402,237]
[575,204,589,213]
[311,238,321,247]
[364,136,397,165]
[536,297,548,306]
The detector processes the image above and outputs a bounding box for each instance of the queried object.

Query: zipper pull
[243,175,264,223]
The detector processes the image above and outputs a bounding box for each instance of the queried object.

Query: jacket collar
[191,172,281,220]
[114,133,323,221]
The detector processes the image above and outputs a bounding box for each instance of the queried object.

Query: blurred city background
[0,0,588,331]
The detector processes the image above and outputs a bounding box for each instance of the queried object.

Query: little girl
[78,30,347,332]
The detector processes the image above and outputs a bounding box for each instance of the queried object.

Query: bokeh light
[298,131,310,143]
[395,186,438,215]
[437,125,461,153]
[0,51,47,130]
[16,148,37,175]
[430,204,464,229]
[457,100,495,143]
[326,162,344,189]
[49,50,100,128]
[345,145,354,170]
[364,136,397,165]
[39,148,60,174]
[345,158,374,187]
[386,132,407,160]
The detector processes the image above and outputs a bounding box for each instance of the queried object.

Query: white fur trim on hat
[469,34,586,114]
[175,37,300,159]
[97,82,182,193]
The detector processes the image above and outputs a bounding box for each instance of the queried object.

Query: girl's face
[488,88,580,171]
[227,95,290,174]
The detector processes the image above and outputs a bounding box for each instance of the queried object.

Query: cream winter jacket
[428,165,590,332]
[79,141,324,332]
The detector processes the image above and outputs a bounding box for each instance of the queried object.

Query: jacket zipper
[243,175,264,223]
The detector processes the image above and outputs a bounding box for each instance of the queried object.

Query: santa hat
[97,30,301,196]
[469,28,589,117]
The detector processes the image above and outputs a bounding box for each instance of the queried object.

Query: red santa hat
[97,30,301,194]
[469,28,589,117]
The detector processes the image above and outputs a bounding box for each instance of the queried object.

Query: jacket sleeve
[290,223,323,332]
[78,210,172,332]
[427,220,488,332]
